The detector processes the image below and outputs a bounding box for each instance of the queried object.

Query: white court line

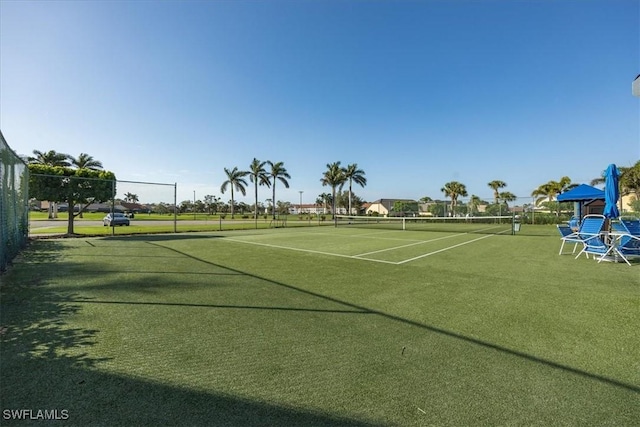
[223,237,399,264]
[396,233,504,264]
[353,233,463,257]
[225,228,509,265]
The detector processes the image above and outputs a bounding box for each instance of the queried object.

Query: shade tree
[28,164,116,234]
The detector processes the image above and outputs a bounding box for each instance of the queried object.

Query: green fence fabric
[0,131,29,272]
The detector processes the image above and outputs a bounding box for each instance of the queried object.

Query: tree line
[23,148,640,233]
[217,159,368,219]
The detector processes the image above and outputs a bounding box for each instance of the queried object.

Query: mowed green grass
[1,226,639,426]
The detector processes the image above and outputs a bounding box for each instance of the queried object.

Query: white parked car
[103,213,130,226]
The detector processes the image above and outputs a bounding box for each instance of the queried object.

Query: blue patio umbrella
[603,164,620,219]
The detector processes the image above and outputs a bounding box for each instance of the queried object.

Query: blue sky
[1,0,638,205]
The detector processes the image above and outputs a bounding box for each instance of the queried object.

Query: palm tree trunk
[230,187,235,219]
[254,183,258,221]
[272,184,276,219]
[348,181,352,215]
[332,187,337,219]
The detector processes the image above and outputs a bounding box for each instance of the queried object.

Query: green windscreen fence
[0,131,29,272]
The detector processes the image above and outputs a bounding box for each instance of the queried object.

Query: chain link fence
[0,132,29,272]
[402,196,581,225]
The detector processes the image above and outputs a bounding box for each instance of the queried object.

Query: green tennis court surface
[2,227,638,426]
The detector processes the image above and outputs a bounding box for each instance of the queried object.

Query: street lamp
[299,191,304,214]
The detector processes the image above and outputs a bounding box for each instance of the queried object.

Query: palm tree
[468,195,482,215]
[499,191,517,215]
[531,176,576,216]
[589,176,605,188]
[316,193,332,214]
[220,167,248,219]
[487,180,507,205]
[204,195,221,214]
[69,153,103,170]
[531,182,555,206]
[592,161,640,196]
[556,176,577,195]
[441,181,468,216]
[27,149,71,167]
[343,163,367,215]
[620,160,640,195]
[267,161,291,219]
[321,162,346,218]
[124,192,139,203]
[276,200,291,215]
[248,158,271,222]
[68,153,104,218]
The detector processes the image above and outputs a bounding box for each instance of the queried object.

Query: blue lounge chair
[574,215,608,260]
[568,216,580,231]
[557,224,582,255]
[608,218,640,265]
[611,218,640,235]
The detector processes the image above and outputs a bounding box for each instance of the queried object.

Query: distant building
[365,199,418,216]
[289,203,339,215]
[621,191,638,214]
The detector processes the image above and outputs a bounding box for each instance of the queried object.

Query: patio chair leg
[575,249,589,259]
[615,249,632,266]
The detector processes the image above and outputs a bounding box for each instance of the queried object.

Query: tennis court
[221,224,508,265]
[1,225,639,426]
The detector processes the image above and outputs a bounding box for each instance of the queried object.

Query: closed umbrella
[603,164,620,219]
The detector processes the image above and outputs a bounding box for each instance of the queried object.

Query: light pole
[299,190,304,214]
[193,190,196,220]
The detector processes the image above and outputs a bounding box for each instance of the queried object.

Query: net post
[402,218,406,231]
[111,179,116,236]
[173,183,177,233]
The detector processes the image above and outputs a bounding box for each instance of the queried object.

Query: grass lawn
[1,225,639,426]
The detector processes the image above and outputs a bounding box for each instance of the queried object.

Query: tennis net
[335,215,517,234]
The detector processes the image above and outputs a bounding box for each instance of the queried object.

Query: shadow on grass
[150,242,640,395]
[69,299,372,315]
[3,360,379,426]
[102,233,228,241]
[0,241,382,426]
